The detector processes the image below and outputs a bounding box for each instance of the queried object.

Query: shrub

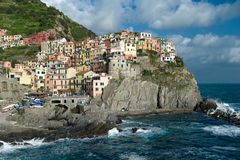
[143,69,152,76]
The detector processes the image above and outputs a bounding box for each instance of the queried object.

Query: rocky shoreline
[194,99,240,126]
[3,63,237,144]
[1,99,240,144]
[0,108,194,143]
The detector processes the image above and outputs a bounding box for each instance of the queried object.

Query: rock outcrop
[102,78,159,112]
[2,103,117,142]
[195,100,240,125]
[101,63,201,113]
[0,76,30,102]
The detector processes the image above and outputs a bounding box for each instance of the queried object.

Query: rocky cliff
[0,76,30,103]
[100,56,201,113]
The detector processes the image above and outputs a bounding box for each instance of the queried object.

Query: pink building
[23,32,53,45]
[45,73,53,92]
[3,61,11,68]
[85,73,112,98]
[0,29,7,37]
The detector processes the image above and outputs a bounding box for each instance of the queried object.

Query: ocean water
[1,84,240,160]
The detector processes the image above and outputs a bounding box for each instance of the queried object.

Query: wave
[108,127,166,138]
[212,146,238,151]
[121,120,147,125]
[120,152,147,160]
[208,101,240,119]
[203,125,240,137]
[0,138,45,153]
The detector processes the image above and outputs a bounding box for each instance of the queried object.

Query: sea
[1,84,240,160]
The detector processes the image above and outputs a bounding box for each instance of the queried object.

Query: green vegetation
[167,56,184,68]
[0,44,40,61]
[0,0,95,40]
[137,49,148,57]
[142,69,152,76]
[148,50,159,64]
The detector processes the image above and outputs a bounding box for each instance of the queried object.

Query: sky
[41,0,240,83]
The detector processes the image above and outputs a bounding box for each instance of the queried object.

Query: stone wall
[0,76,30,103]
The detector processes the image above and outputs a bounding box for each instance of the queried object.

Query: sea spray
[203,125,240,137]
[0,138,45,153]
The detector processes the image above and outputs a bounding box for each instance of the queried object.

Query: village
[0,29,177,100]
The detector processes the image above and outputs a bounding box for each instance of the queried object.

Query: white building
[92,73,112,98]
[166,41,176,53]
[35,65,47,89]
[111,39,125,54]
[139,32,152,39]
[124,39,137,59]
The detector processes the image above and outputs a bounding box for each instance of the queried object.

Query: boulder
[0,142,3,147]
[194,99,218,113]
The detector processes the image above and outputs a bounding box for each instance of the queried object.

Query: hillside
[0,0,96,41]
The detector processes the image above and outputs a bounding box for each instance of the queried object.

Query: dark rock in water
[208,108,240,125]
[11,142,31,146]
[117,128,123,132]
[0,142,3,147]
[194,99,217,113]
[194,99,240,126]
[131,128,147,133]
[132,128,138,133]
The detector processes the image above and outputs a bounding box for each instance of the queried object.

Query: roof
[77,70,89,75]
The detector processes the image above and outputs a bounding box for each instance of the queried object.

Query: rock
[194,99,240,126]
[194,99,218,113]
[132,127,138,133]
[106,113,122,124]
[102,78,159,112]
[0,142,3,147]
[101,66,201,113]
[11,142,32,146]
[0,76,30,103]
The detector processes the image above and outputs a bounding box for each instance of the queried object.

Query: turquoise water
[1,84,240,160]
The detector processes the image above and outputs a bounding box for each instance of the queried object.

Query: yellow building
[64,42,75,57]
[137,38,160,53]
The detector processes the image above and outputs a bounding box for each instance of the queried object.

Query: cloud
[41,0,240,34]
[41,0,132,34]
[134,0,240,29]
[169,34,240,83]
[169,33,240,64]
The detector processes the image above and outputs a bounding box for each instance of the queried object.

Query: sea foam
[0,138,45,153]
[208,101,240,118]
[203,125,240,137]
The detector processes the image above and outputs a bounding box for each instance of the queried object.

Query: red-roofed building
[23,32,53,45]
[0,29,7,37]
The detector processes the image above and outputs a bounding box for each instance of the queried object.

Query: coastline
[116,108,194,117]
[0,109,194,143]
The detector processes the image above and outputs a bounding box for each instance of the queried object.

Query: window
[100,82,104,86]
[95,88,99,91]
[96,82,98,86]
[64,100,67,103]
[72,99,74,103]
[52,100,61,104]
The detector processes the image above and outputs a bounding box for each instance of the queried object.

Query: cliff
[0,76,30,103]
[100,56,201,114]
